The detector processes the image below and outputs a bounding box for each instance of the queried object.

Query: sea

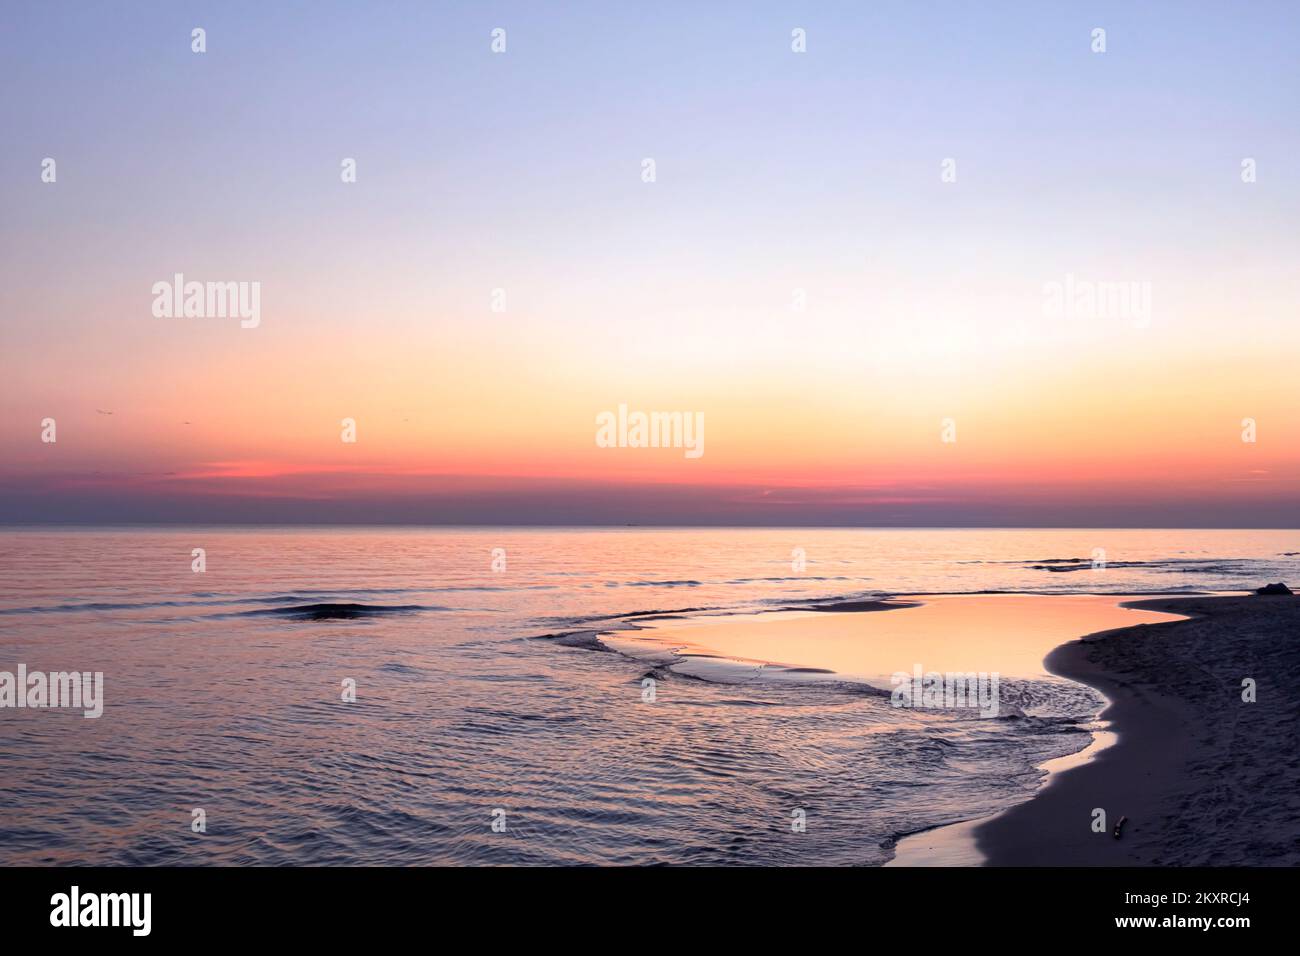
[1,527,1295,865]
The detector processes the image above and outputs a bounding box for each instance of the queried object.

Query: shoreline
[588,590,1300,866]
[972,593,1300,866]
[886,711,1121,866]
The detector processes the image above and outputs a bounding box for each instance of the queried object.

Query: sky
[1,1,1298,525]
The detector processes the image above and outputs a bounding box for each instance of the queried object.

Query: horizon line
[2,522,1297,532]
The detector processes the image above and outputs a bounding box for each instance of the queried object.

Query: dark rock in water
[244,602,428,620]
[1255,582,1293,595]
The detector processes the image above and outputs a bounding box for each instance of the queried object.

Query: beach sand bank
[975,594,1300,866]
[603,592,1299,866]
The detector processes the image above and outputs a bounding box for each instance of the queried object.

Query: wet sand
[602,593,1300,866]
[975,594,1300,866]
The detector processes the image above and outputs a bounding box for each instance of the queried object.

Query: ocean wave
[952,555,1288,578]
[725,575,857,584]
[608,579,704,588]
[232,603,439,621]
[537,606,728,628]
[0,590,456,618]
[1028,559,1259,574]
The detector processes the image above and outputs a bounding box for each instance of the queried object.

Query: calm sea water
[1,528,1295,865]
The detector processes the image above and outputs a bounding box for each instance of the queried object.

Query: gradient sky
[2,1,1298,525]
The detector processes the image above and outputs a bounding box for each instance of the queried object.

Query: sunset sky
[2,1,1298,525]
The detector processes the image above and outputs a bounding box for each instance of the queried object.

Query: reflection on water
[622,595,1187,683]
[0,528,1292,865]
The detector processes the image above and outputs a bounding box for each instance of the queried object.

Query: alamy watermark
[0,665,103,718]
[50,886,150,936]
[152,273,260,328]
[890,664,1000,718]
[1042,274,1151,328]
[595,404,704,459]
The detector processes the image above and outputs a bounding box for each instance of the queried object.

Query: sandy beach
[607,591,1300,866]
[976,593,1300,866]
